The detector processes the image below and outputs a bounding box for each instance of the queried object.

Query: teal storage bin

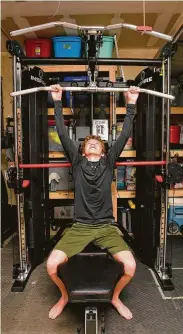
[117,166,126,190]
[85,36,114,58]
[52,36,82,58]
[98,36,114,58]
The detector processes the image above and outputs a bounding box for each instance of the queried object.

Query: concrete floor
[1,236,183,334]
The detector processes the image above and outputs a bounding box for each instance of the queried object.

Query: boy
[47,85,140,320]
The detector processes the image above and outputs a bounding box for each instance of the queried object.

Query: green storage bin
[98,36,114,58]
[85,36,114,58]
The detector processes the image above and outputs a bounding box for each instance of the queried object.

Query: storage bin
[85,36,114,58]
[52,36,82,58]
[117,167,126,190]
[25,39,52,57]
[170,125,181,144]
[98,36,114,58]
[48,120,68,152]
[168,198,183,234]
[64,76,89,107]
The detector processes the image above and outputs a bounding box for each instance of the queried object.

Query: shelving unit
[47,64,118,219]
[46,64,183,222]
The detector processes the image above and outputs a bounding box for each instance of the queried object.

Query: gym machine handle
[10,86,175,101]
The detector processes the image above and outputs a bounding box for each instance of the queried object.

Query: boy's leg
[94,225,136,320]
[47,223,95,319]
[112,250,136,320]
[47,250,68,319]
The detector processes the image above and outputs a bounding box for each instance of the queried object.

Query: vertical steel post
[162,56,171,271]
[13,56,23,272]
[12,56,29,291]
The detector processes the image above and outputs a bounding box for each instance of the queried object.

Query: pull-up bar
[19,161,166,168]
[10,86,175,101]
[10,21,172,42]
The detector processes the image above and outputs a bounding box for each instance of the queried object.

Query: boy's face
[84,139,103,157]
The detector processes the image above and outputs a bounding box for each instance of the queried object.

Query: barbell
[10,22,172,42]
[10,86,175,100]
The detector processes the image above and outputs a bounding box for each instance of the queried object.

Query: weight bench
[58,242,123,334]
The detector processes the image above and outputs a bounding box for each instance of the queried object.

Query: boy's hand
[50,84,63,101]
[124,86,140,104]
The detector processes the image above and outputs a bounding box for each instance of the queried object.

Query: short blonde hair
[81,135,106,154]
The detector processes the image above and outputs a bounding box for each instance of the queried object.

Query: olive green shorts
[54,222,129,258]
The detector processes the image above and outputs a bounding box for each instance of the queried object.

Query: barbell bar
[10,21,172,42]
[10,86,175,101]
[19,161,166,168]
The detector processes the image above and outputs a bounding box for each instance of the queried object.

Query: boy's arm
[51,85,78,163]
[107,86,139,166]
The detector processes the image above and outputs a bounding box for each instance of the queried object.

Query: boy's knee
[47,250,68,275]
[124,258,136,277]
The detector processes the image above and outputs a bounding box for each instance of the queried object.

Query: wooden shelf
[49,188,183,200]
[117,189,183,199]
[49,152,65,158]
[39,65,117,73]
[48,108,73,116]
[116,107,126,115]
[170,150,183,157]
[48,150,136,159]
[116,107,183,115]
[49,190,135,199]
[49,191,74,199]
[117,191,136,198]
[48,106,183,116]
[171,107,183,115]
[49,150,181,159]
[169,189,183,197]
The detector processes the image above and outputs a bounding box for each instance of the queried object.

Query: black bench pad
[58,244,123,303]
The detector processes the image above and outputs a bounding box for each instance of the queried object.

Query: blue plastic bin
[117,166,126,190]
[168,205,183,227]
[52,36,82,58]
[168,198,183,234]
[64,76,88,107]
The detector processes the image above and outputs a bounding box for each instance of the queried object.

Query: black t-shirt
[54,101,136,224]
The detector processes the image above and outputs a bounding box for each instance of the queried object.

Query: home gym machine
[6,22,183,333]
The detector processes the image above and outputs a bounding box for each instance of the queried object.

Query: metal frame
[155,56,174,290]
[21,57,162,66]
[135,68,163,267]
[11,54,174,295]
[11,56,31,291]
[11,61,49,291]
